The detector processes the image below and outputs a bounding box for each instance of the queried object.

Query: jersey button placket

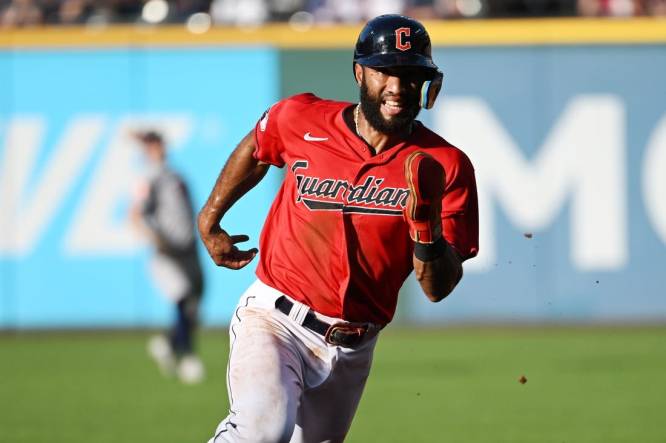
[353,138,372,160]
[337,165,362,314]
[339,165,366,316]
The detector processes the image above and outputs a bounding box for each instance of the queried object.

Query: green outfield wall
[280,50,356,102]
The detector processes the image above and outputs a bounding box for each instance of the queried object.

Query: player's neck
[354,105,411,155]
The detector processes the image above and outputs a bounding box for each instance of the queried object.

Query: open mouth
[381,99,404,117]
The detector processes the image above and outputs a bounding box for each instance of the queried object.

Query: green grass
[1,327,665,442]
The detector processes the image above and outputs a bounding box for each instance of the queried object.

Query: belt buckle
[324,322,368,348]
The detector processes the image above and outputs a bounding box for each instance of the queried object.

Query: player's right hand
[199,226,258,270]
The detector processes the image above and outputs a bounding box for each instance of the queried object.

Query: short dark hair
[138,130,164,145]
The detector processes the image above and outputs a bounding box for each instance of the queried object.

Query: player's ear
[354,63,363,86]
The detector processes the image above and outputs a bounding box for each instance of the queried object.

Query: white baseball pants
[208,279,380,443]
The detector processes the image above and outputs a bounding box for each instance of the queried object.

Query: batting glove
[403,151,445,244]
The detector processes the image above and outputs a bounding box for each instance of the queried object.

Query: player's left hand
[403,151,445,243]
[199,225,258,269]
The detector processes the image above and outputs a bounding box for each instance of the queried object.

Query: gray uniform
[142,164,203,355]
[143,165,203,301]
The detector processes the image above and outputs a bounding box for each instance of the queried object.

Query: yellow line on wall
[1,18,665,48]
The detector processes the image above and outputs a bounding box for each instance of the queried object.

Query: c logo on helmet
[395,27,411,51]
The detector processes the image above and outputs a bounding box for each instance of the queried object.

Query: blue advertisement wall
[1,42,665,328]
[0,48,281,328]
[404,44,666,323]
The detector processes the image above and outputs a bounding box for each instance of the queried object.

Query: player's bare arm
[128,185,170,252]
[197,130,269,269]
[414,243,463,302]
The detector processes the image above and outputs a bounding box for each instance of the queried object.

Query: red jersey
[253,93,478,325]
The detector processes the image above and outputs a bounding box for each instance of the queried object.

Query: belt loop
[288,300,310,325]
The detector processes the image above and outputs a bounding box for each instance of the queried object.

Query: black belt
[274,296,370,348]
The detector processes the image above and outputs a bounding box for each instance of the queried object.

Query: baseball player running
[198,14,479,443]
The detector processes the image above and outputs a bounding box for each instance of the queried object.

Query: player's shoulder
[275,93,348,115]
[157,167,187,188]
[414,123,475,170]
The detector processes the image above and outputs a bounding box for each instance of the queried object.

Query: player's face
[358,65,425,135]
[143,142,166,164]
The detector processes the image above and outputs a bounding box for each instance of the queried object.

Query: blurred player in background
[129,130,206,385]
[198,14,478,442]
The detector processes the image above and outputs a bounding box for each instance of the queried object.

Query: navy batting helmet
[353,14,443,109]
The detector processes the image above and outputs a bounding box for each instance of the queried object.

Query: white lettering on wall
[0,116,105,255]
[643,115,666,245]
[436,96,627,271]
